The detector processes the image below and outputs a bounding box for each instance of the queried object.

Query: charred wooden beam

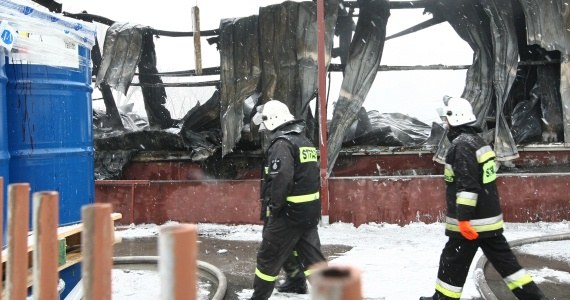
[131,80,220,88]
[343,0,430,9]
[129,59,561,83]
[135,67,221,77]
[32,0,61,13]
[63,12,115,26]
[63,12,219,37]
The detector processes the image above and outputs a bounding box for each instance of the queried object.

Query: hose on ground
[474,232,570,300]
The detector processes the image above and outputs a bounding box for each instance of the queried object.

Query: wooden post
[159,224,198,300]
[32,191,59,300]
[6,183,30,300]
[82,203,113,300]
[192,6,203,75]
[309,265,362,300]
[316,0,330,221]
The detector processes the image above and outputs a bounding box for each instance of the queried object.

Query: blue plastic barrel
[6,45,94,227]
[0,47,9,240]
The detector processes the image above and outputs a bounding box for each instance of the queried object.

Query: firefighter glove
[459,220,479,240]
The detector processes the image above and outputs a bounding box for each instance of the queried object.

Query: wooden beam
[192,6,203,76]
[159,224,198,300]
[6,183,30,300]
[32,192,59,300]
[81,203,114,300]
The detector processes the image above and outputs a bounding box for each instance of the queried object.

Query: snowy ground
[116,221,570,300]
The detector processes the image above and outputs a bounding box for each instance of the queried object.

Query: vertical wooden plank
[192,6,203,75]
[32,191,59,300]
[159,224,197,300]
[82,203,113,300]
[6,183,30,300]
[309,265,362,300]
[561,61,570,146]
[316,0,330,220]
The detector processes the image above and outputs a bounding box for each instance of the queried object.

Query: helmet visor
[252,104,265,126]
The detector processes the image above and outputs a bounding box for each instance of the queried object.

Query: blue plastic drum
[6,45,94,227]
[0,47,9,239]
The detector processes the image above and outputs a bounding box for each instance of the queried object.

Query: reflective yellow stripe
[304,269,313,277]
[446,220,504,232]
[457,197,477,206]
[505,270,534,290]
[472,220,504,232]
[444,164,454,182]
[476,146,495,163]
[299,147,318,163]
[287,192,319,203]
[255,268,278,282]
[507,274,533,290]
[456,191,477,206]
[293,250,299,256]
[482,160,497,183]
[435,283,462,299]
[264,166,269,175]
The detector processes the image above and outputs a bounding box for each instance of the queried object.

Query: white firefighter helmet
[438,96,477,126]
[252,100,294,131]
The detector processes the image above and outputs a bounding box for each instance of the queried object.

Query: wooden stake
[191,6,203,75]
[309,265,362,300]
[6,183,30,300]
[32,191,59,300]
[82,203,113,300]
[159,224,198,300]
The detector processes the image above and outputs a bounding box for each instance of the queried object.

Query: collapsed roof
[56,0,570,177]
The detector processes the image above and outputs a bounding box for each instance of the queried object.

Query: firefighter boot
[276,276,308,294]
[419,297,433,300]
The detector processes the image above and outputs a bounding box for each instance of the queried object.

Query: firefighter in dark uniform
[420,97,548,300]
[260,161,308,294]
[250,100,326,300]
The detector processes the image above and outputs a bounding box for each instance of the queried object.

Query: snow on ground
[117,221,570,300]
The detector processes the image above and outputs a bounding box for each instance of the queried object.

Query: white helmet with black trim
[438,96,476,126]
[252,100,294,131]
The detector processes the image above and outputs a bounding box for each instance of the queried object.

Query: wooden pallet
[1,212,122,288]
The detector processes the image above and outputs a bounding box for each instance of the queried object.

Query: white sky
[117,221,570,300]
[60,0,473,123]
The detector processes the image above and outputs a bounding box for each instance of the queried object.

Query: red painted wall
[96,174,570,226]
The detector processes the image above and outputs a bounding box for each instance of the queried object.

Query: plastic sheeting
[96,23,146,96]
[518,0,570,143]
[326,0,390,173]
[219,16,261,156]
[219,0,339,156]
[0,0,95,67]
[342,111,432,147]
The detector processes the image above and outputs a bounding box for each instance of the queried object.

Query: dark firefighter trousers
[251,216,326,300]
[262,210,306,282]
[433,235,545,300]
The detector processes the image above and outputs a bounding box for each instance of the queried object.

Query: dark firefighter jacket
[444,126,504,239]
[261,120,321,227]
